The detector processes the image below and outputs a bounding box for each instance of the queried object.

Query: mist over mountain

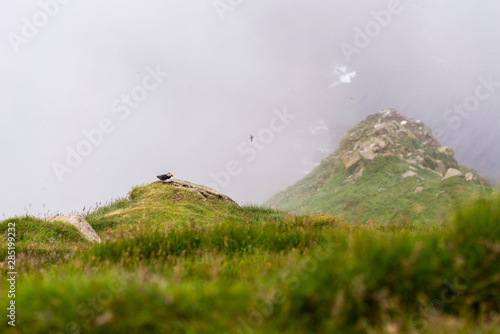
[265,108,494,222]
[1,1,499,217]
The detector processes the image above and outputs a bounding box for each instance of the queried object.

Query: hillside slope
[265,108,494,222]
[2,180,500,333]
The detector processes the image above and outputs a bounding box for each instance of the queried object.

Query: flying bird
[249,134,254,142]
[157,173,174,181]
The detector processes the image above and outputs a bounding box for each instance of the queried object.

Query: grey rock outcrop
[465,173,474,183]
[159,179,239,206]
[435,160,447,176]
[403,171,418,178]
[359,148,376,161]
[45,214,101,243]
[442,168,463,181]
[437,146,454,156]
[328,107,491,188]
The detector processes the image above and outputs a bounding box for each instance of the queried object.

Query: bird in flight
[249,134,254,142]
[157,173,174,181]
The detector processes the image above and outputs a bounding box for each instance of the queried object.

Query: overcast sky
[1,0,499,218]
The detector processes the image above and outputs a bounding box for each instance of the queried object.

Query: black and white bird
[157,173,174,181]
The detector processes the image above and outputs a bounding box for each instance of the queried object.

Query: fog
[1,0,499,218]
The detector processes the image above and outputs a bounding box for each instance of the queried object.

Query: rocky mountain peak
[338,107,462,179]
[265,107,493,223]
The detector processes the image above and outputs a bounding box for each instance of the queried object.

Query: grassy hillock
[1,182,500,333]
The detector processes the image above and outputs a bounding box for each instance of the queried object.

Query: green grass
[1,183,500,333]
[0,216,91,272]
[265,155,494,223]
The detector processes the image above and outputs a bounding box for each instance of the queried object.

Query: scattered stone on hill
[333,108,489,186]
[343,154,362,174]
[442,168,463,181]
[355,167,364,179]
[359,147,376,160]
[45,214,101,243]
[403,171,418,178]
[435,160,447,176]
[159,179,239,206]
[437,146,454,155]
[415,187,424,193]
[466,172,474,183]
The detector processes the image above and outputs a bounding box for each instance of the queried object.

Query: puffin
[157,173,174,181]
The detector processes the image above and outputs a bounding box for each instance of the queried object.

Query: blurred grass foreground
[1,182,500,333]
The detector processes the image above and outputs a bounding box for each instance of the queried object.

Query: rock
[45,214,101,243]
[403,171,418,178]
[355,168,364,179]
[465,173,474,182]
[359,148,376,160]
[415,187,424,193]
[437,146,454,156]
[374,122,398,134]
[343,154,362,174]
[381,109,393,117]
[370,138,386,151]
[442,168,463,181]
[160,179,239,206]
[435,160,447,176]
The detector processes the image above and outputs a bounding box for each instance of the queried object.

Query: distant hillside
[265,108,494,223]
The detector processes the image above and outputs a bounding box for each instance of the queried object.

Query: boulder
[403,171,418,178]
[374,122,398,134]
[161,179,239,206]
[435,160,447,176]
[369,138,386,152]
[415,187,424,193]
[442,168,463,181]
[45,214,101,243]
[354,167,364,179]
[343,154,362,174]
[359,148,376,161]
[437,146,454,156]
[465,173,474,183]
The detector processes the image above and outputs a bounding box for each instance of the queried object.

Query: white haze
[1,0,499,218]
